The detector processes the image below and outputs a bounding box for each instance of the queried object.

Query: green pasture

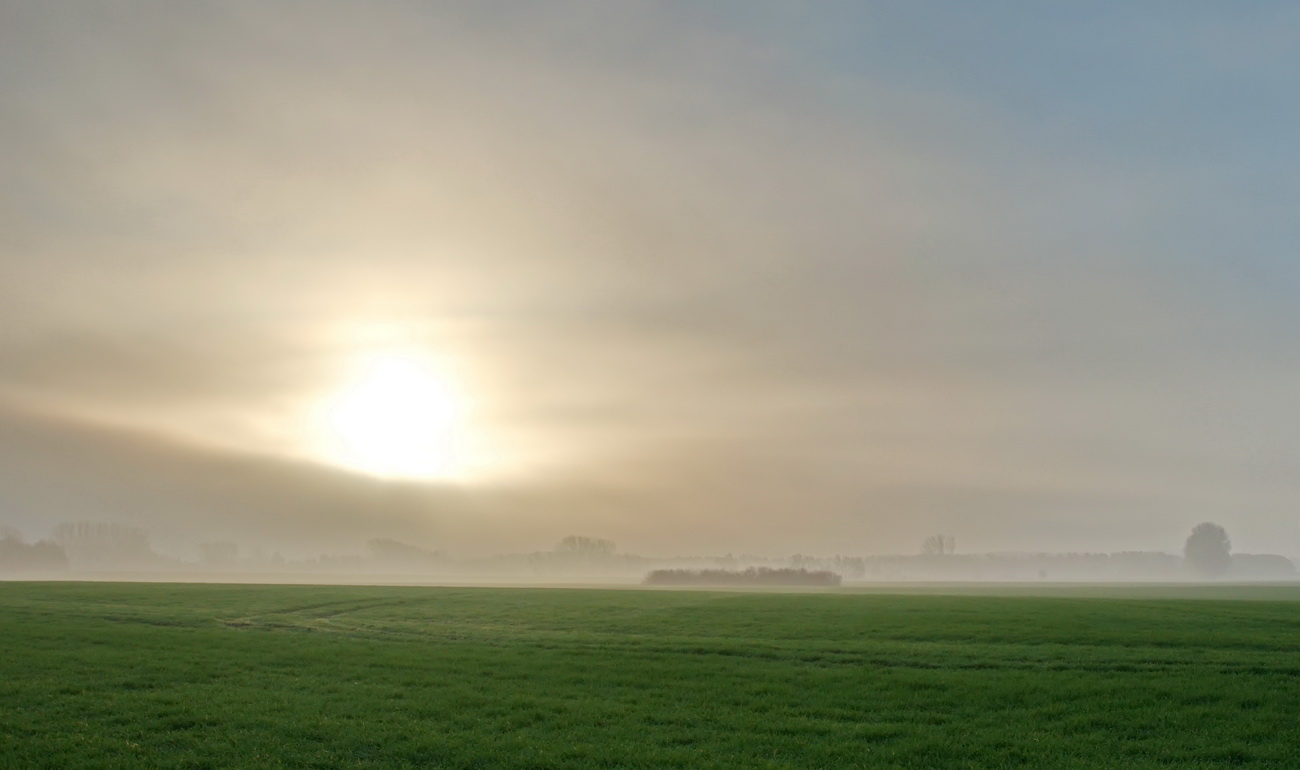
[2,581,1299,768]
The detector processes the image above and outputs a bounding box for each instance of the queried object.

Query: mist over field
[5,3,1300,574]
[11,12,1300,770]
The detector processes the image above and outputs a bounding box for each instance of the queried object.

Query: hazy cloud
[3,2,1300,559]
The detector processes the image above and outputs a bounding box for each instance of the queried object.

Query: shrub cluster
[644,567,842,587]
[0,536,68,571]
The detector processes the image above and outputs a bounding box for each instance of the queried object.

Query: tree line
[0,522,1285,581]
[644,567,842,587]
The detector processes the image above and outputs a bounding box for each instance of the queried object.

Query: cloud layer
[4,2,1300,558]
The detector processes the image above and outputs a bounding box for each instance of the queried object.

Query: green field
[3,582,1300,768]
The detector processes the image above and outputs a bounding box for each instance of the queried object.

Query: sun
[314,349,470,479]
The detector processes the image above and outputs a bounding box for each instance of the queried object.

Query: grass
[2,582,1300,768]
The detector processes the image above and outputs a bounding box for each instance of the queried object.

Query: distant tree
[920,534,956,556]
[367,538,441,568]
[644,567,842,587]
[1184,523,1232,578]
[0,528,68,571]
[52,521,156,568]
[554,535,615,556]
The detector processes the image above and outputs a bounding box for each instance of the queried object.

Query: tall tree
[555,535,615,556]
[52,521,156,567]
[920,534,955,556]
[1184,522,1231,578]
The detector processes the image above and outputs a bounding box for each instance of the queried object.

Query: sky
[3,1,1300,560]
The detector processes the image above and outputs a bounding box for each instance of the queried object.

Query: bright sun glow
[316,350,470,480]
